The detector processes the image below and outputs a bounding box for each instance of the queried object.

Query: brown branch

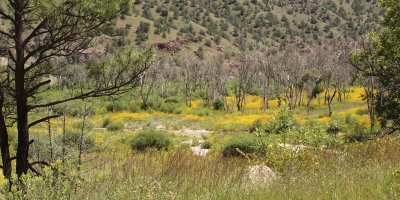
[28,114,61,128]
[0,9,14,23]
[30,161,50,167]
[29,166,43,176]
[0,29,13,38]
[27,80,51,97]
[22,19,48,47]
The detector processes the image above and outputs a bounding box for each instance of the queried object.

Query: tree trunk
[62,107,66,164]
[78,101,88,170]
[47,117,53,163]
[15,2,31,176]
[307,100,311,115]
[15,88,30,176]
[0,91,11,178]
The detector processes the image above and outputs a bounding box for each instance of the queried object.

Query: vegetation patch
[222,134,264,157]
[130,128,172,151]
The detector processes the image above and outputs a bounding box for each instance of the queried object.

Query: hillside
[104,0,382,55]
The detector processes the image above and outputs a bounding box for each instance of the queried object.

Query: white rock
[245,165,277,186]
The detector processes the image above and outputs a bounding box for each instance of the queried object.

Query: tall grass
[2,137,399,199]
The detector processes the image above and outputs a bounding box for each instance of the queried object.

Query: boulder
[245,165,277,186]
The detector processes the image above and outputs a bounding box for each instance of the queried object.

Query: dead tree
[233,53,257,111]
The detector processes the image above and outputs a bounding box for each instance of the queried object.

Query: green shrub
[187,109,209,116]
[327,115,344,134]
[65,100,95,117]
[130,128,172,151]
[63,129,95,148]
[327,120,343,134]
[345,114,360,125]
[129,102,142,113]
[165,96,180,104]
[102,118,112,128]
[265,120,280,134]
[356,109,369,116]
[265,107,296,134]
[213,99,225,110]
[106,101,128,112]
[159,102,183,114]
[222,135,263,157]
[249,119,264,132]
[107,121,125,131]
[201,140,211,149]
[344,126,379,143]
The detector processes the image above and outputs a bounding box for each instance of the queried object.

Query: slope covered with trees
[103,0,382,54]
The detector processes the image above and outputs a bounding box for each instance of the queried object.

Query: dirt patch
[182,139,209,156]
[156,38,198,53]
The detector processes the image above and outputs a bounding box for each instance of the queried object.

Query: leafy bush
[164,96,180,104]
[130,128,172,151]
[107,121,125,131]
[249,119,264,132]
[187,109,209,116]
[265,107,296,134]
[326,115,344,134]
[345,113,360,125]
[159,102,183,114]
[63,129,95,148]
[344,127,380,143]
[106,101,128,112]
[129,101,143,113]
[327,119,343,134]
[63,100,95,117]
[201,140,211,149]
[213,99,225,110]
[102,118,112,128]
[222,135,263,157]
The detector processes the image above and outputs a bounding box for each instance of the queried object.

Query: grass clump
[130,128,172,151]
[384,167,400,199]
[222,134,263,157]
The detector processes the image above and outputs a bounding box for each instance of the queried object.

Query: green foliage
[327,116,343,134]
[350,0,400,131]
[158,102,183,114]
[130,128,172,151]
[285,125,342,147]
[107,121,125,131]
[63,129,95,149]
[222,134,263,157]
[164,96,181,104]
[265,107,296,134]
[201,140,211,149]
[106,101,128,112]
[249,119,263,132]
[212,99,224,110]
[102,118,112,128]
[135,21,150,44]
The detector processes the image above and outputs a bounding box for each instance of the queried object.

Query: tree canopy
[350,0,400,132]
